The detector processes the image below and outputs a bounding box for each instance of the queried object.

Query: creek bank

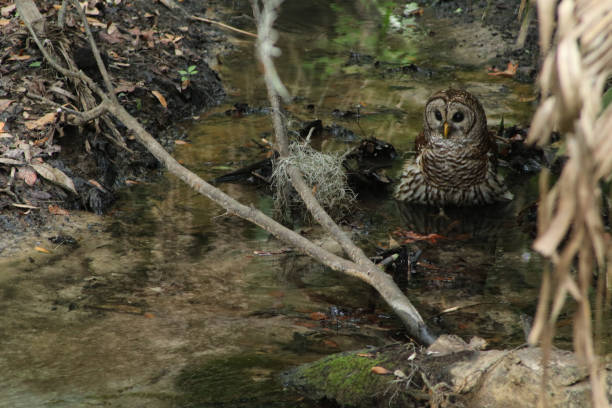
[0,0,236,252]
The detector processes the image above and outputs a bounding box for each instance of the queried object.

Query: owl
[394,89,513,206]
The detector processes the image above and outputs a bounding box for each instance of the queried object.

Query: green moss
[285,349,394,407]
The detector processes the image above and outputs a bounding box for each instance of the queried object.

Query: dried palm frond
[527,0,612,406]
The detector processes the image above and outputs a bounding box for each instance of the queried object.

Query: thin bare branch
[249,0,436,344]
[189,15,258,38]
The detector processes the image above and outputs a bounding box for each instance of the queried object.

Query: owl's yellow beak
[443,121,449,138]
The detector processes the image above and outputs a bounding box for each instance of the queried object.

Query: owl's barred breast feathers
[394,89,512,206]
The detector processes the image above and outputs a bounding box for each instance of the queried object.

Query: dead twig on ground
[189,15,258,38]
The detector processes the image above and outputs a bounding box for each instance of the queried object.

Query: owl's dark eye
[452,111,464,122]
[434,110,442,121]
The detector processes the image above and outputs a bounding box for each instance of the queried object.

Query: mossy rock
[282,345,425,407]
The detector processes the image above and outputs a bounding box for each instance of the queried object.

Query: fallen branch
[17,0,436,345]
[189,15,258,38]
[250,0,435,344]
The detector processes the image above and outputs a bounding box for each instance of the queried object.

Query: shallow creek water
[2,1,608,407]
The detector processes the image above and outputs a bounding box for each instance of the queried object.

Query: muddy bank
[0,0,232,251]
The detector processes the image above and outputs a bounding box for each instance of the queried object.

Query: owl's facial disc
[445,102,474,139]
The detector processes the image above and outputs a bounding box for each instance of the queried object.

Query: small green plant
[178,65,198,82]
[29,61,42,68]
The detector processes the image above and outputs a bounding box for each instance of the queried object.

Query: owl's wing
[414,130,426,153]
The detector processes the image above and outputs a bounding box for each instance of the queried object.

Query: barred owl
[394,89,512,206]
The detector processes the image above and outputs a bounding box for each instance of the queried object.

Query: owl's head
[423,89,487,145]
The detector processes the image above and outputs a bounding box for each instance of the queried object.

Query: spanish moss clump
[272,142,356,221]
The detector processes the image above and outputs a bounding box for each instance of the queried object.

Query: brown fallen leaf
[357,353,375,358]
[323,339,339,348]
[8,53,32,61]
[114,80,137,94]
[88,179,107,192]
[35,246,51,254]
[151,90,168,108]
[310,311,327,321]
[143,312,155,318]
[175,140,190,145]
[406,7,424,16]
[31,162,77,194]
[393,229,446,244]
[488,62,518,77]
[17,167,37,186]
[86,17,106,28]
[294,321,319,328]
[48,205,70,215]
[371,366,392,375]
[25,112,57,130]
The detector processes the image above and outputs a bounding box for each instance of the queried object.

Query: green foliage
[178,65,198,82]
[29,61,42,68]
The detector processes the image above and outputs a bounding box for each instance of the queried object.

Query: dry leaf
[151,90,167,108]
[406,7,424,16]
[323,340,339,348]
[181,78,190,91]
[31,162,77,194]
[35,246,51,254]
[8,54,32,61]
[48,205,70,215]
[1,4,16,17]
[17,167,37,186]
[357,353,374,358]
[175,140,190,145]
[88,179,107,192]
[0,18,11,26]
[86,17,106,27]
[114,80,137,94]
[0,99,13,112]
[25,112,57,130]
[309,312,327,321]
[488,62,518,77]
[371,366,392,375]
[0,158,23,165]
[143,312,155,318]
[108,23,118,35]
